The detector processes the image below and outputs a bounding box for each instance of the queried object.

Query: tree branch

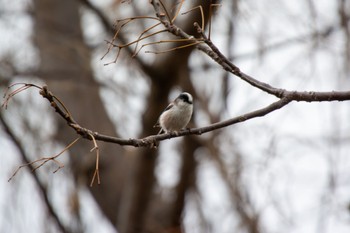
[3,2,350,149]
[150,0,350,100]
[3,83,350,150]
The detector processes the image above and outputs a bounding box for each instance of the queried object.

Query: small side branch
[88,132,100,187]
[2,83,42,109]
[102,1,203,63]
[8,137,80,182]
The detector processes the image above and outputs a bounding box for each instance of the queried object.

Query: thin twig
[88,132,100,186]
[145,41,203,54]
[208,3,221,39]
[171,0,185,23]
[132,22,163,55]
[8,137,80,182]
[101,16,161,62]
[2,83,41,109]
[181,5,204,31]
[158,0,172,22]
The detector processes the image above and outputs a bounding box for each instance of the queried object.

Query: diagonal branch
[149,0,278,95]
[150,0,350,100]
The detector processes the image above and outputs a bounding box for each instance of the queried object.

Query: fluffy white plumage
[154,92,193,134]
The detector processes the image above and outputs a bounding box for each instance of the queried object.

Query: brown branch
[8,137,80,182]
[4,83,350,150]
[181,5,205,31]
[78,0,151,71]
[144,40,203,54]
[101,16,162,63]
[3,84,103,186]
[2,83,42,109]
[150,0,279,95]
[131,22,163,56]
[148,1,260,87]
[150,0,350,100]
[158,0,172,22]
[171,0,185,23]
[101,15,200,62]
[102,1,223,62]
[88,132,101,187]
[6,0,350,150]
[3,1,350,151]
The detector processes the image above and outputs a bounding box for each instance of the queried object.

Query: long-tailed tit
[154,92,193,134]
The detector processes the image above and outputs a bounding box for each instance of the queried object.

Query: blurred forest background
[1,0,350,233]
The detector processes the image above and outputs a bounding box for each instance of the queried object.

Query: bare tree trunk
[33,0,128,226]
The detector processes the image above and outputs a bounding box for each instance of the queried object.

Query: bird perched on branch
[154,92,193,134]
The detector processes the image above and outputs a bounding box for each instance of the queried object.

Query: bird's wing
[163,102,174,112]
[153,102,174,128]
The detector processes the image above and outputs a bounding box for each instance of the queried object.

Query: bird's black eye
[179,93,192,104]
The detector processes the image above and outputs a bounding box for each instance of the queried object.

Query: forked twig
[101,1,207,62]
[101,16,161,63]
[181,5,205,31]
[132,22,163,55]
[2,83,103,184]
[171,0,185,23]
[103,46,122,66]
[88,132,101,187]
[144,40,203,54]
[8,137,81,182]
[2,83,42,109]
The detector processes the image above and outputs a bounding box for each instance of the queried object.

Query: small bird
[154,92,193,134]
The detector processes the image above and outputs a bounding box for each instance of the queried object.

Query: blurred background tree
[1,0,350,233]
